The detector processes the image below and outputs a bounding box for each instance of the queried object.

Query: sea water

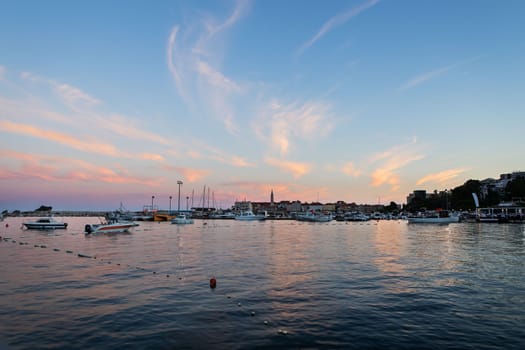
[0,218,524,349]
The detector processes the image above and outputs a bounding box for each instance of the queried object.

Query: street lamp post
[169,196,172,215]
[151,195,155,211]
[186,196,189,211]
[177,180,183,213]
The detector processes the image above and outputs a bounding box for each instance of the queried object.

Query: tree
[505,176,525,201]
[384,201,399,213]
[35,205,52,212]
[450,180,481,210]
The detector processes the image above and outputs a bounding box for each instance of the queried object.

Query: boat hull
[23,223,68,230]
[234,216,266,221]
[407,217,459,224]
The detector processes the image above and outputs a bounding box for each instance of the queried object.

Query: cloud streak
[265,157,312,179]
[166,1,249,134]
[297,0,379,56]
[399,56,483,91]
[0,149,160,186]
[369,140,424,192]
[255,100,334,156]
[416,168,467,186]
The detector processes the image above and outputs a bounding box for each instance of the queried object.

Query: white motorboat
[234,210,266,221]
[296,211,332,222]
[85,220,138,234]
[407,210,459,224]
[23,217,68,230]
[171,214,194,224]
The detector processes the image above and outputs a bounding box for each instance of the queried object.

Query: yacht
[23,217,68,230]
[407,210,459,224]
[234,210,266,221]
[171,214,194,224]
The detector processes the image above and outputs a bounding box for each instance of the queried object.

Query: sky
[1,0,524,211]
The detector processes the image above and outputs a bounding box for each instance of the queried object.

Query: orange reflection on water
[371,221,413,294]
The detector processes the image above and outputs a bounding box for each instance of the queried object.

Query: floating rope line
[1,234,293,335]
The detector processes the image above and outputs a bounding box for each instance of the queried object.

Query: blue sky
[1,0,524,211]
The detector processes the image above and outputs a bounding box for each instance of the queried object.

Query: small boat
[296,211,333,222]
[407,210,459,224]
[171,214,194,224]
[342,212,369,221]
[85,218,138,234]
[23,217,68,230]
[234,210,266,221]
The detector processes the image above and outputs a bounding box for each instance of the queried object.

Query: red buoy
[209,277,217,289]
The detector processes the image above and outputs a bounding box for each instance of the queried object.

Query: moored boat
[296,211,333,222]
[407,210,459,224]
[85,218,138,234]
[23,217,68,230]
[171,214,194,224]
[234,210,266,221]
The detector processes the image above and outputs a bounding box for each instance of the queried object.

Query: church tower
[270,189,274,206]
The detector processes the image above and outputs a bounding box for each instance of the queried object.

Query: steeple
[270,189,274,205]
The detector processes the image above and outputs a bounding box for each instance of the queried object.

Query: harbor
[1,218,524,349]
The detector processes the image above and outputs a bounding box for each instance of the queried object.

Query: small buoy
[167,274,170,278]
[251,311,255,316]
[5,223,8,228]
[209,277,217,289]
[264,321,268,325]
[237,302,242,307]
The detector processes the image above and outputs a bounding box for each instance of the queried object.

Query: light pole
[186,196,189,211]
[151,195,155,211]
[169,195,172,215]
[177,180,183,213]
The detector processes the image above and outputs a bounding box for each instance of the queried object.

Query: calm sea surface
[0,218,524,349]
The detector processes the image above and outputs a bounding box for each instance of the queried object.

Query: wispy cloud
[265,157,312,179]
[254,99,334,156]
[342,162,361,177]
[51,82,100,109]
[369,140,424,191]
[0,65,5,80]
[18,70,100,110]
[399,56,483,91]
[297,0,379,56]
[0,149,160,186]
[160,163,209,182]
[416,168,467,186]
[399,64,457,91]
[166,1,250,134]
[0,120,124,157]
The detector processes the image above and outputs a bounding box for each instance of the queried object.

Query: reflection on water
[1,217,524,349]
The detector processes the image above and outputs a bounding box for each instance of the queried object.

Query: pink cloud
[265,157,312,178]
[416,168,467,186]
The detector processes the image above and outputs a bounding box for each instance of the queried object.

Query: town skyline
[1,1,524,211]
